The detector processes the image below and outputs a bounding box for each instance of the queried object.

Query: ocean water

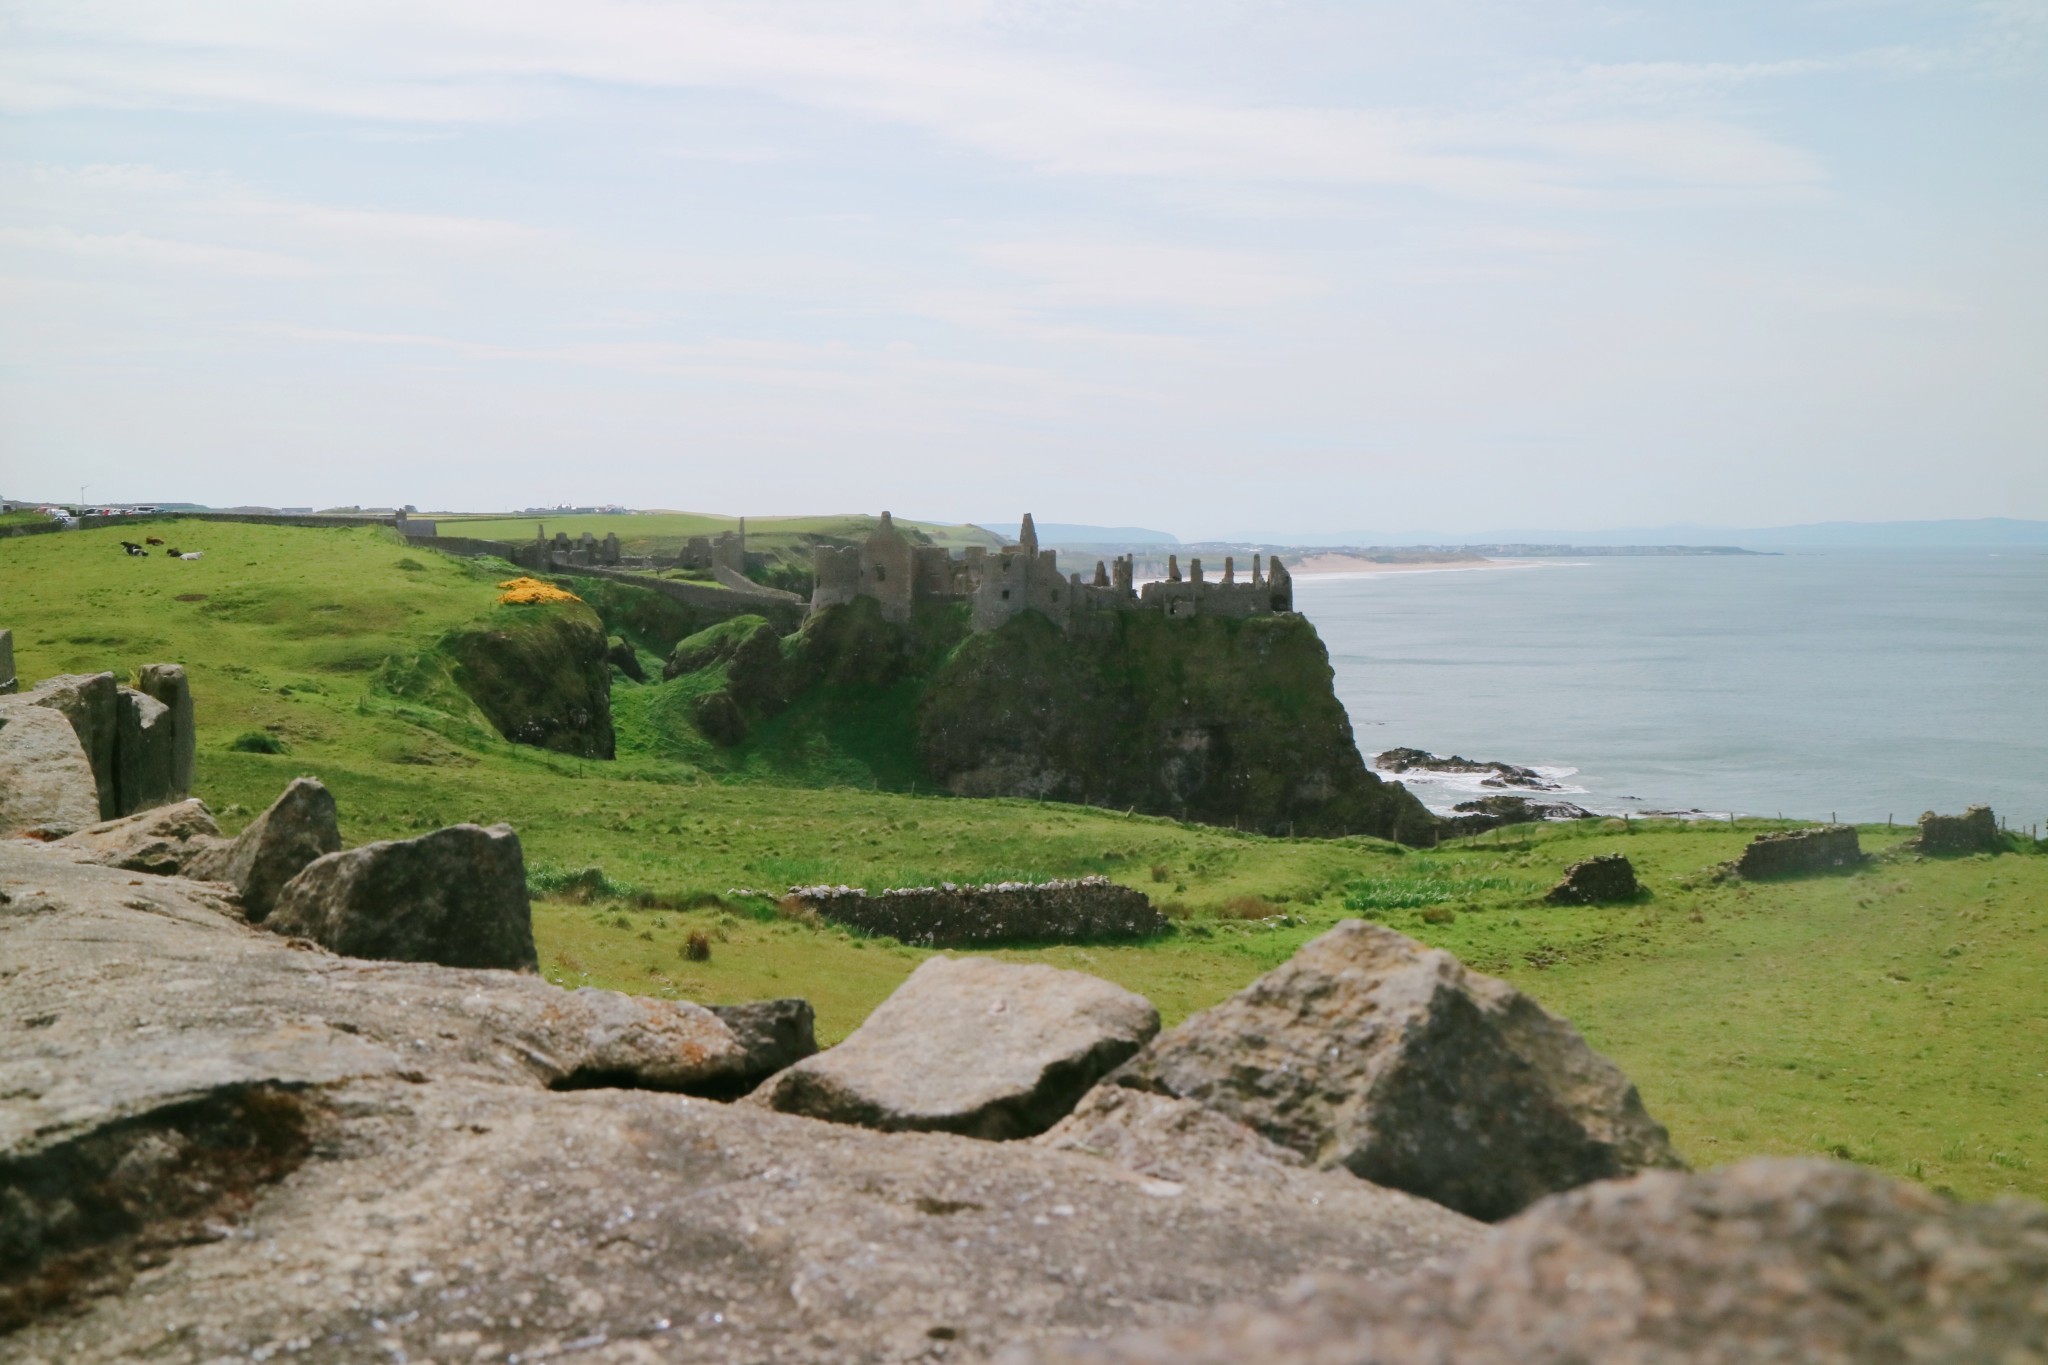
[1294,549,2048,827]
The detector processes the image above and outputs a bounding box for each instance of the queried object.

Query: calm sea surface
[1293,550,2048,826]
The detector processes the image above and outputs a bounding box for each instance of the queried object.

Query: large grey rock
[1108,919,1684,1221]
[0,626,15,693]
[54,799,223,874]
[1544,852,1640,904]
[136,663,195,797]
[751,955,1160,1139]
[265,821,537,970]
[183,776,339,920]
[113,686,176,815]
[0,702,100,836]
[2,839,1500,1359]
[19,672,119,818]
[1013,1159,2048,1365]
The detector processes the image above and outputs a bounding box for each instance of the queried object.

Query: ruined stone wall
[1734,825,1863,879]
[1914,806,2002,854]
[787,876,1168,947]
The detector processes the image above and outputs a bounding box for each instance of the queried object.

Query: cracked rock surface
[1,838,1481,1363]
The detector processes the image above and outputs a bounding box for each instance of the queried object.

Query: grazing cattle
[145,536,164,545]
[120,541,148,556]
[179,551,203,561]
[163,547,183,557]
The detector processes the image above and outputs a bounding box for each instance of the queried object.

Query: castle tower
[1019,512,1038,557]
[863,510,914,623]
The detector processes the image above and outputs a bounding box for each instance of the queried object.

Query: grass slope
[3,520,2044,1203]
[441,511,1005,557]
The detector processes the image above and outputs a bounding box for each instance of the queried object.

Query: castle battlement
[809,512,1292,632]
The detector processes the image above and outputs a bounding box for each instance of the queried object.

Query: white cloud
[0,226,311,276]
[0,1,1830,201]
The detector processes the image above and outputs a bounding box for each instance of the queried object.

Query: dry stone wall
[788,875,1169,946]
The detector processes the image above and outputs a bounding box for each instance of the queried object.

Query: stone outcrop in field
[750,956,1160,1139]
[789,875,1169,946]
[265,821,537,970]
[1010,1158,2048,1365]
[1545,852,1640,904]
[1735,824,1864,878]
[1914,805,2003,855]
[1107,919,1685,1221]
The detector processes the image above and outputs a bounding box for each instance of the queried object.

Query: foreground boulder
[265,822,536,970]
[1108,919,1683,1220]
[135,663,195,796]
[1735,824,1863,878]
[705,997,820,1094]
[751,956,1160,1139]
[15,672,119,818]
[0,626,14,693]
[3,839,1488,1359]
[1914,805,2002,855]
[0,703,100,836]
[1544,852,1640,904]
[54,799,221,874]
[183,776,340,920]
[1013,1158,2048,1364]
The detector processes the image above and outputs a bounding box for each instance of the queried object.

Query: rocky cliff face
[916,610,1438,843]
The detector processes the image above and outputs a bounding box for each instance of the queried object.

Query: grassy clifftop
[4,519,2046,1204]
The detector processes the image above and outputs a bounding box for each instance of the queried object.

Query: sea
[1293,549,2048,828]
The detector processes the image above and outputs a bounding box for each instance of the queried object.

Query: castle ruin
[810,512,1291,632]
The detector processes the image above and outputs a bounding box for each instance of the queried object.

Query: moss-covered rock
[441,602,614,759]
[916,611,1437,842]
[663,615,775,681]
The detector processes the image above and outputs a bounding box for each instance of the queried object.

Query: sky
[1,1,2043,537]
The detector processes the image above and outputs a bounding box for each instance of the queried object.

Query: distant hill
[977,522,1180,547]
[1225,518,2048,550]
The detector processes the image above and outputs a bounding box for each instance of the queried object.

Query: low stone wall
[1735,825,1863,879]
[788,876,1169,946]
[1914,806,2002,855]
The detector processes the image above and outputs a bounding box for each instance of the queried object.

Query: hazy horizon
[4,2,2043,533]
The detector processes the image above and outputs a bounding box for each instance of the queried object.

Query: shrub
[495,576,582,606]
[228,730,288,754]
[1421,905,1458,925]
[1217,894,1284,920]
[1149,864,1170,883]
[528,863,637,903]
[683,930,711,962]
[1343,873,1522,911]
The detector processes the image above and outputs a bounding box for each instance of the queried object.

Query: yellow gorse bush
[496,577,583,606]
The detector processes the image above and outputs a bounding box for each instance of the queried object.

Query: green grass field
[439,510,1004,558]
[5,519,2044,1202]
